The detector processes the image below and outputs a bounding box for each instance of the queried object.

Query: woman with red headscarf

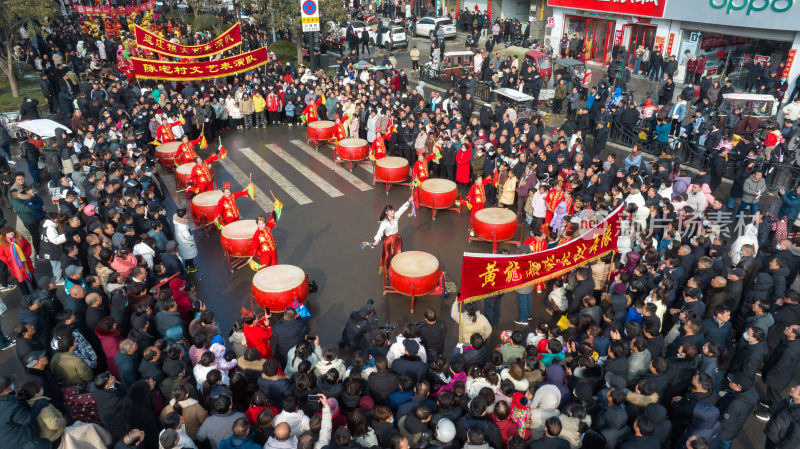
[0,226,35,294]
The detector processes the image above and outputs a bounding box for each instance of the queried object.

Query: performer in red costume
[544,181,564,229]
[466,175,493,236]
[242,309,273,359]
[214,181,252,226]
[176,134,202,165]
[301,96,324,124]
[155,116,183,143]
[249,214,278,267]
[523,229,548,292]
[333,114,349,144]
[412,149,438,206]
[369,126,394,160]
[187,154,219,195]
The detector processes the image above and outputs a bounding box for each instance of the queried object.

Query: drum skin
[190,190,223,223]
[374,157,409,183]
[337,138,369,161]
[308,120,336,141]
[474,207,518,241]
[175,163,196,187]
[156,142,180,165]
[419,179,457,209]
[252,264,309,312]
[220,219,257,257]
[388,251,441,296]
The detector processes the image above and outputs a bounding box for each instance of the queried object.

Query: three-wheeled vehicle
[552,58,592,89]
[502,46,553,83]
[368,65,395,83]
[421,50,475,83]
[493,88,540,125]
[718,93,778,134]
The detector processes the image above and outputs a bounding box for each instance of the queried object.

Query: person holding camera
[341,300,378,350]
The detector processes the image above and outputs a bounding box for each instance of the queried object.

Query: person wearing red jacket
[249,214,277,267]
[266,90,281,125]
[176,134,202,165]
[214,181,251,226]
[243,310,274,359]
[0,226,35,294]
[188,153,219,196]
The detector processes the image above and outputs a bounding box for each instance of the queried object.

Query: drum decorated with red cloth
[474,207,518,241]
[252,264,309,312]
[308,120,336,141]
[175,163,195,187]
[220,219,257,257]
[389,251,441,296]
[190,190,222,223]
[155,141,180,166]
[336,138,369,161]
[374,157,409,183]
[419,179,458,209]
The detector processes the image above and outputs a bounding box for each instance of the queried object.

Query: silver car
[415,17,457,40]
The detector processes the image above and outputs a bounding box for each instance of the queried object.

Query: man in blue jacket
[0,376,50,449]
[779,185,800,225]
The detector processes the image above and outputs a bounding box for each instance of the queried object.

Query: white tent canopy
[16,119,72,138]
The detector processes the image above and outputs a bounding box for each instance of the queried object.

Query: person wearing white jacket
[132,238,156,269]
[173,209,198,272]
[273,396,311,437]
[41,214,68,284]
[387,332,428,367]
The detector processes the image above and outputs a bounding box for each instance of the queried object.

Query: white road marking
[265,144,343,198]
[217,154,275,213]
[237,147,313,205]
[289,139,373,191]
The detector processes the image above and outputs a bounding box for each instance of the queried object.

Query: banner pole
[607,250,616,289]
[458,300,463,345]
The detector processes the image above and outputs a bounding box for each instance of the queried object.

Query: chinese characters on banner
[784,49,797,80]
[458,205,623,303]
[134,23,242,58]
[74,0,155,16]
[546,0,667,18]
[130,47,270,81]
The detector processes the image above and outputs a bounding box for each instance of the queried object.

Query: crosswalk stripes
[217,156,275,214]
[289,139,373,192]
[265,144,344,198]
[238,147,313,205]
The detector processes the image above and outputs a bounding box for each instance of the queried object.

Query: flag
[247,182,255,200]
[248,260,264,271]
[218,145,228,159]
[389,124,397,133]
[150,140,160,145]
[214,221,224,230]
[273,198,283,220]
[200,134,208,149]
[493,168,499,187]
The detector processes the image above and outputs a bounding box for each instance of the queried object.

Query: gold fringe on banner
[459,249,616,304]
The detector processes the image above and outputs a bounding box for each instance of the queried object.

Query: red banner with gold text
[133,23,242,59]
[74,0,155,16]
[459,205,623,303]
[130,47,269,81]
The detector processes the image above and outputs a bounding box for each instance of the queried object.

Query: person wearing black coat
[454,397,503,449]
[763,385,800,449]
[767,294,800,353]
[122,379,161,449]
[728,327,768,382]
[479,104,493,131]
[92,372,129,443]
[391,340,427,383]
[272,309,310,367]
[419,310,447,357]
[367,360,399,405]
[717,373,759,447]
[762,325,800,410]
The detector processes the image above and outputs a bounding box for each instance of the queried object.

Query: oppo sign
[709,0,793,14]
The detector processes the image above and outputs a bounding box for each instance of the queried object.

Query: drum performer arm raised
[371,201,410,246]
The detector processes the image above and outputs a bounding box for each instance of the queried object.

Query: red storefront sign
[784,49,797,80]
[547,0,667,18]
[614,29,623,45]
[667,33,674,55]
[700,35,747,50]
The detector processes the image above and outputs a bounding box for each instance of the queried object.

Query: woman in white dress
[370,196,413,274]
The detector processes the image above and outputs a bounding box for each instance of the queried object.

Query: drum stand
[381,273,421,314]
[421,198,463,221]
[467,222,524,253]
[372,172,412,194]
[191,212,217,235]
[308,136,333,150]
[223,252,250,274]
[334,150,372,172]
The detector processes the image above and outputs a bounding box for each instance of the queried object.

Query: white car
[369,21,408,50]
[415,17,457,40]
[328,20,371,41]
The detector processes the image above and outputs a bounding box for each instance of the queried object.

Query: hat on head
[436,418,456,443]
[359,304,374,318]
[613,283,627,295]
[222,181,231,190]
[327,398,340,417]
[574,381,594,401]
[65,265,83,278]
[358,396,375,411]
[403,339,420,355]
[605,372,626,390]
[83,204,96,216]
[24,350,46,369]
[166,241,178,252]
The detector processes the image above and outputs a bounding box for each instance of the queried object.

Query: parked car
[327,20,372,41]
[370,20,408,50]
[415,17,456,40]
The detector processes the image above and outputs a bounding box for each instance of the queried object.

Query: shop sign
[708,0,793,15]
[547,17,555,27]
[663,0,797,30]
[654,35,665,52]
[706,66,718,75]
[700,35,747,50]
[614,29,623,45]
[546,0,668,18]
[754,55,770,64]
[784,49,796,80]
[667,33,675,55]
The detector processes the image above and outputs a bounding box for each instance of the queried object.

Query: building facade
[545,0,800,101]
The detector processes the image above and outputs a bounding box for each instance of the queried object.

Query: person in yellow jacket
[253,91,267,128]
[20,380,67,442]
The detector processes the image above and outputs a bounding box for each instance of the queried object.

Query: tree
[255,0,347,64]
[0,0,56,98]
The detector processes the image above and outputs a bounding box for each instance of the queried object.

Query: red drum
[388,251,441,296]
[252,264,309,312]
[474,207,518,241]
[155,141,180,167]
[190,190,222,223]
[374,157,409,183]
[419,179,458,209]
[336,138,369,161]
[175,163,195,188]
[220,219,257,257]
[308,120,336,142]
